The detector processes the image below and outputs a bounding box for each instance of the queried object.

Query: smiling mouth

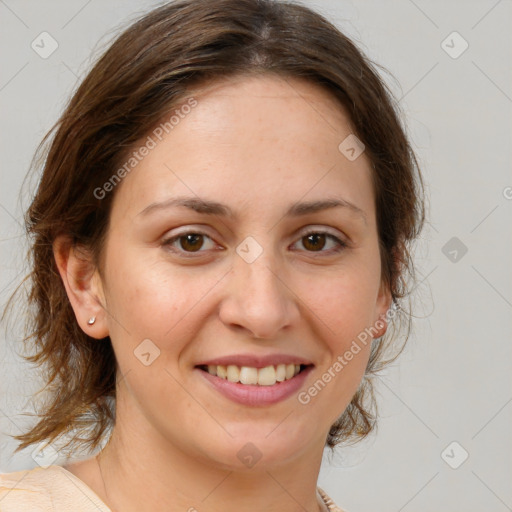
[196,364,311,386]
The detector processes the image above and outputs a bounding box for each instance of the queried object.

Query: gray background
[1,1,511,511]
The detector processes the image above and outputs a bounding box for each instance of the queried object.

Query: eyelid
[297,225,347,241]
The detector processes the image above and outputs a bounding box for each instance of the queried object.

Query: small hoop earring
[87,316,96,325]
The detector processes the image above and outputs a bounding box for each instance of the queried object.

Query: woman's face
[93,74,390,468]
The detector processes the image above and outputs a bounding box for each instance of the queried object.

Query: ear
[373,278,393,339]
[53,235,109,339]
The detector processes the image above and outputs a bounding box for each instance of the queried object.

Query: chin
[193,421,319,471]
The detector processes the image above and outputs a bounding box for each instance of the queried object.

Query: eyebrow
[137,196,367,224]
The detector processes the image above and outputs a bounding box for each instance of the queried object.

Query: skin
[54,74,391,512]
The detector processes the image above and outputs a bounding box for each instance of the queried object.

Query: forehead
[109,74,375,225]
[186,73,353,127]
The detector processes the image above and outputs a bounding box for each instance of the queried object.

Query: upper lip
[196,354,314,368]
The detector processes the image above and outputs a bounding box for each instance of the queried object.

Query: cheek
[294,270,378,409]
[103,246,224,355]
[300,268,380,346]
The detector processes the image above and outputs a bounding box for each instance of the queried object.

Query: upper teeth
[207,364,301,386]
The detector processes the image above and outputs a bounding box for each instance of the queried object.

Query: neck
[97,397,327,512]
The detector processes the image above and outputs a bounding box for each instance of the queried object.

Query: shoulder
[0,466,54,511]
[317,486,348,512]
[0,465,111,512]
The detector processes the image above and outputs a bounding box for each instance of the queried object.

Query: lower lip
[196,366,313,406]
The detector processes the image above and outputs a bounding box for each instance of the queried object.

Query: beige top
[0,465,345,511]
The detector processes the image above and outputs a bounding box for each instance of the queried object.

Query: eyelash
[161,228,348,258]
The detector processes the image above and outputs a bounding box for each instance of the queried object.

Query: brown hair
[5,0,424,456]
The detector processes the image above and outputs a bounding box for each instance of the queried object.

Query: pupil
[182,234,203,252]
[304,233,325,251]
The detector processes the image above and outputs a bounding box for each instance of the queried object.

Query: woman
[0,0,424,510]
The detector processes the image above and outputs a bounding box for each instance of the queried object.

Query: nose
[218,249,301,340]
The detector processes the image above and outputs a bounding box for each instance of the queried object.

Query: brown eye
[302,233,327,251]
[293,230,347,254]
[179,233,204,252]
[163,231,217,256]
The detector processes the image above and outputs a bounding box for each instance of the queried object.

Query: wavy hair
[4,0,424,456]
